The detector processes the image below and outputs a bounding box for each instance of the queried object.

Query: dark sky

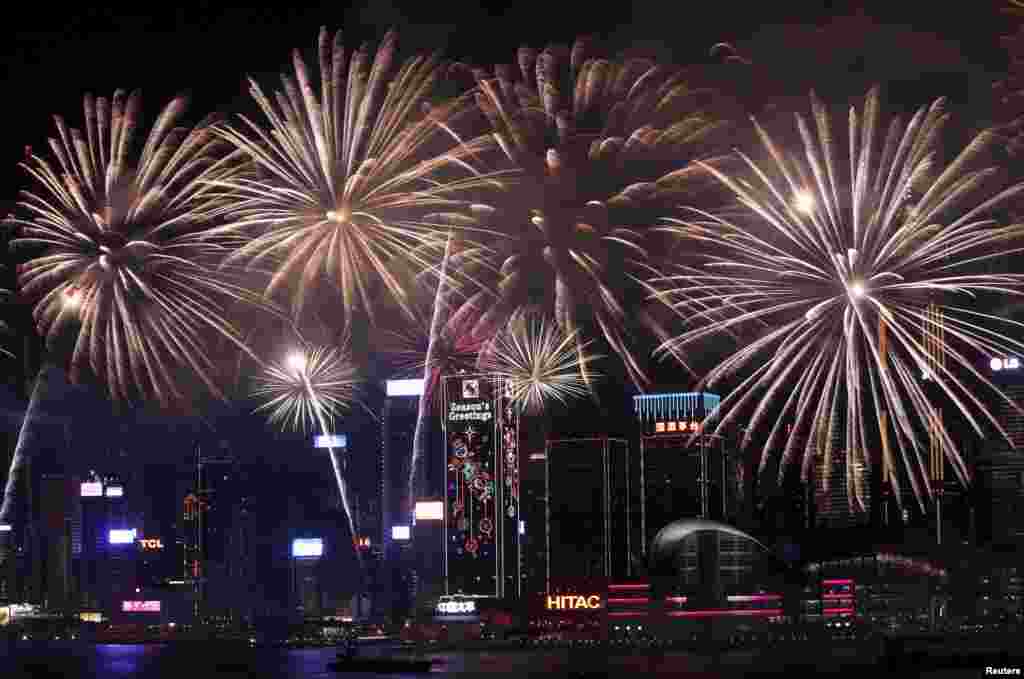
[0,1,1011,205]
[0,1,1018,465]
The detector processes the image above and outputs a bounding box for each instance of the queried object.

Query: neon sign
[122,601,160,613]
[109,529,137,545]
[437,600,476,614]
[137,538,163,550]
[545,595,602,610]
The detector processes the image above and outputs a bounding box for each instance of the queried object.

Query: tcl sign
[137,539,163,550]
[545,595,602,610]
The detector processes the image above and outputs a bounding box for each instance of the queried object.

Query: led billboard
[105,486,124,497]
[137,538,163,550]
[109,529,137,545]
[386,378,425,397]
[292,538,323,558]
[314,434,347,449]
[122,601,160,613]
[391,525,410,541]
[80,482,102,497]
[414,501,443,521]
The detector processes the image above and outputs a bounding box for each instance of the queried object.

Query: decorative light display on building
[121,601,161,613]
[442,374,519,598]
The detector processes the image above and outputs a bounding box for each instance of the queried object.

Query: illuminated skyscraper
[442,374,519,599]
[634,393,728,553]
[980,360,1024,548]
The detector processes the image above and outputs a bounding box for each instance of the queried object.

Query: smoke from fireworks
[654,87,1024,511]
[207,27,505,324]
[7,91,253,406]
[479,312,598,414]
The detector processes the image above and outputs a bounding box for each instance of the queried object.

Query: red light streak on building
[667,609,783,618]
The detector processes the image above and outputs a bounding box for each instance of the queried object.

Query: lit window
[655,422,665,433]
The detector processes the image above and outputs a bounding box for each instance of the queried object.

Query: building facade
[545,436,631,589]
[442,374,520,599]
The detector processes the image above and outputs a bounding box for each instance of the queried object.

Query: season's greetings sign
[444,376,519,597]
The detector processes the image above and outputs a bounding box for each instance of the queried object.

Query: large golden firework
[654,87,1024,511]
[206,27,507,324]
[8,91,252,405]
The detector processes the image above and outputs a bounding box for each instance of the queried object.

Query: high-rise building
[381,383,418,552]
[544,436,631,590]
[291,537,325,618]
[814,447,871,529]
[442,374,520,599]
[634,393,729,553]
[979,370,1024,547]
[40,474,74,612]
[183,442,246,623]
[377,380,421,621]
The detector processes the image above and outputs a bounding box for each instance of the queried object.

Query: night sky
[0,2,1020,576]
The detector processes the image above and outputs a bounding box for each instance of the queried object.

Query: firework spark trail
[252,343,362,555]
[457,37,739,390]
[654,87,1024,511]
[478,312,599,414]
[410,232,453,508]
[204,27,510,325]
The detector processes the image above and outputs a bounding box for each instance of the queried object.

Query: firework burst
[206,27,505,324]
[251,338,362,554]
[456,37,739,388]
[654,87,1024,511]
[7,91,252,406]
[479,312,598,414]
[252,343,359,433]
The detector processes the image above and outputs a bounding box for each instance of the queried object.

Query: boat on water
[327,637,435,673]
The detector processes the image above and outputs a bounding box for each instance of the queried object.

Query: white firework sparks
[480,312,598,413]
[655,87,1024,511]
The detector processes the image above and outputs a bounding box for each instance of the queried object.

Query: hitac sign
[546,595,602,610]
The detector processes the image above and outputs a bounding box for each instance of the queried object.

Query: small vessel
[328,638,434,673]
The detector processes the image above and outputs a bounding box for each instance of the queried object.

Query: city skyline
[0,5,1023,660]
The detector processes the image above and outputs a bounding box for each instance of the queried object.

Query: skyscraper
[545,436,631,589]
[442,374,520,599]
[979,366,1024,547]
[40,474,73,612]
[634,393,727,554]
[814,447,870,529]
